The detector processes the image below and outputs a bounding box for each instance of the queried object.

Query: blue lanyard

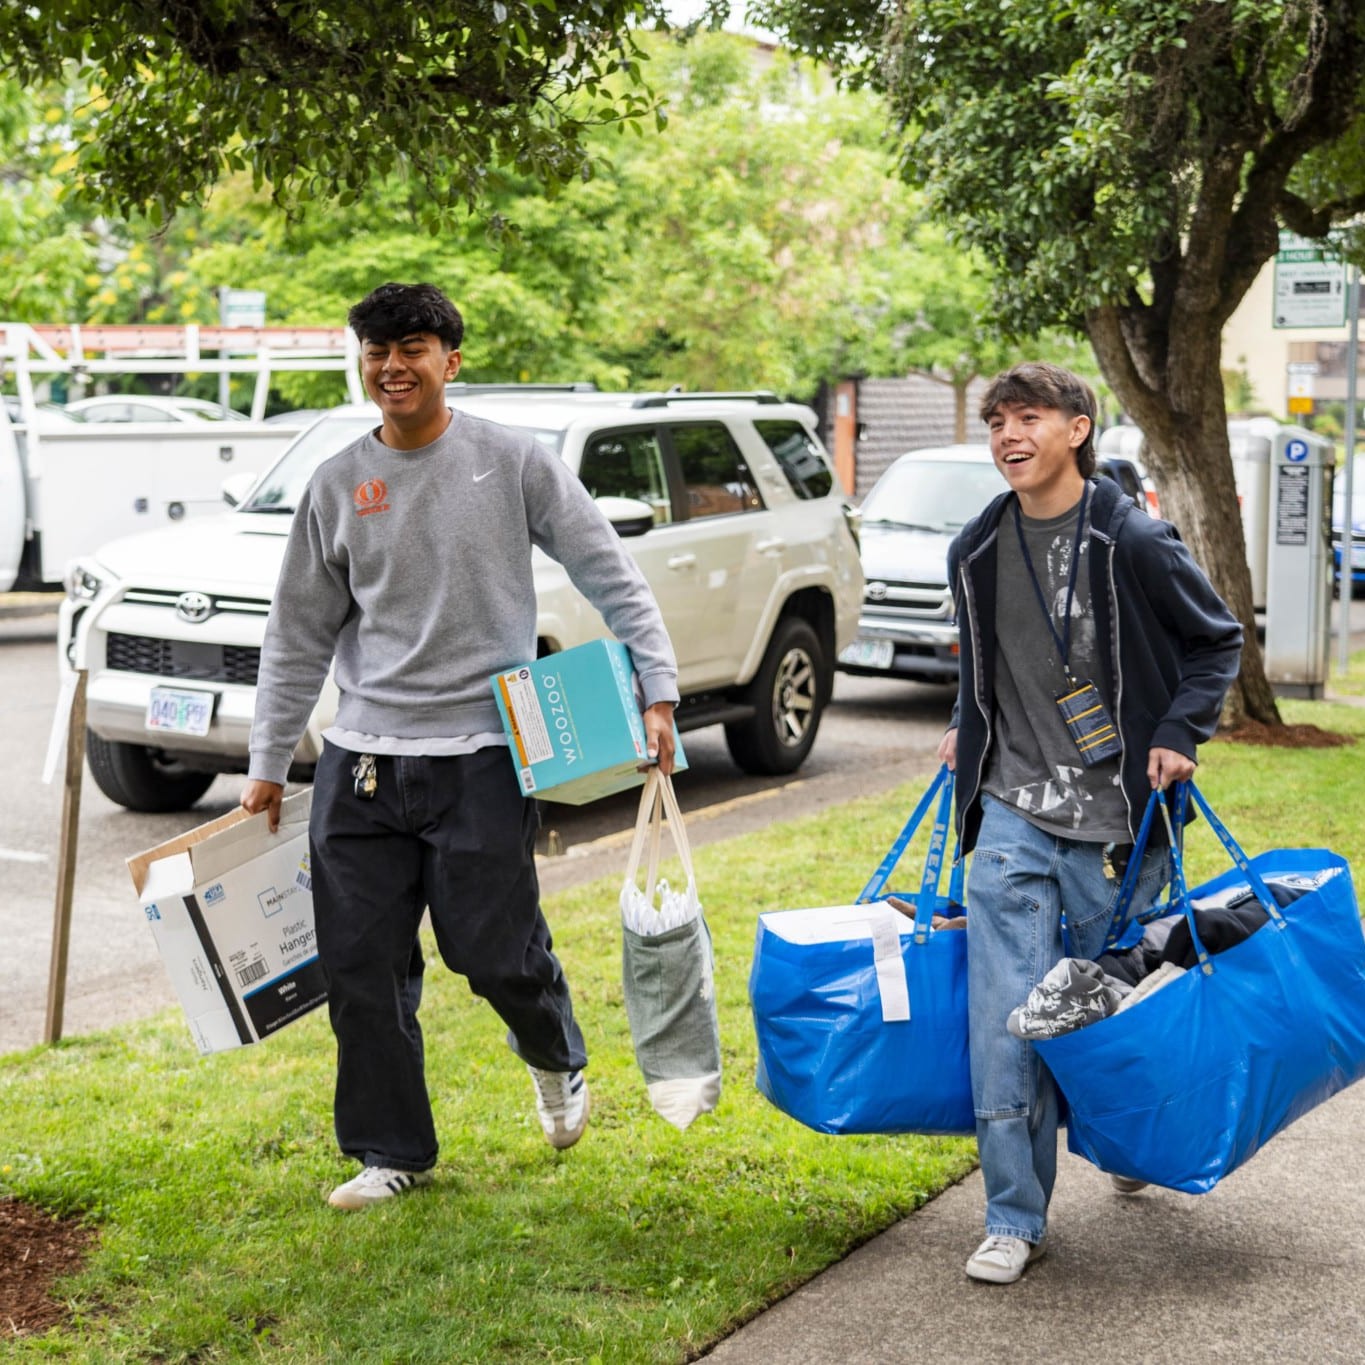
[1013,485,1090,682]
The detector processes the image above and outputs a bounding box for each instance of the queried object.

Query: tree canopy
[14,33,1042,413]
[750,0,1365,725]
[0,0,664,224]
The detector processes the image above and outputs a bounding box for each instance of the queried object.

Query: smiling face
[986,402,1091,519]
[361,331,462,450]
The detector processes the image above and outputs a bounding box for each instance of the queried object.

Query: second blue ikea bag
[1036,783,1365,1194]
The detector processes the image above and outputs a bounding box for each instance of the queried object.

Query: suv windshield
[862,460,1005,532]
[241,415,378,512]
[242,413,569,513]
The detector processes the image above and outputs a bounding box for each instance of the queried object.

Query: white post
[1339,266,1359,677]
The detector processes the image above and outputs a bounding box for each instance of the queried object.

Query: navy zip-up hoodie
[947,476,1243,854]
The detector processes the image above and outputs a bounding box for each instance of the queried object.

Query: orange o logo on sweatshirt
[354,478,390,516]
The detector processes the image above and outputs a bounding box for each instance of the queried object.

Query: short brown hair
[979,362,1097,477]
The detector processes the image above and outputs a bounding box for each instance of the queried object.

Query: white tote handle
[623,770,695,903]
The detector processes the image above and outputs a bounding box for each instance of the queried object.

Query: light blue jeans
[966,795,1168,1244]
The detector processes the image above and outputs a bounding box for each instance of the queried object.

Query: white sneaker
[1109,1173,1150,1195]
[527,1066,590,1149]
[328,1166,433,1210]
[965,1235,1047,1284]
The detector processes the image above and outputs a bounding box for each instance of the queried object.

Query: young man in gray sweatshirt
[240,282,679,1210]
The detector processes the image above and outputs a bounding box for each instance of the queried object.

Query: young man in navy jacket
[937,362,1242,1283]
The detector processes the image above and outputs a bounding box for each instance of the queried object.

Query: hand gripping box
[126,790,327,1055]
[491,639,686,804]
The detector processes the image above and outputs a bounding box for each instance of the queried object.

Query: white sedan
[63,395,250,423]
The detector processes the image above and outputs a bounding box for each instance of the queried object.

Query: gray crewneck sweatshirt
[248,410,679,785]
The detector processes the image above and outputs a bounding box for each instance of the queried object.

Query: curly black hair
[347,282,464,350]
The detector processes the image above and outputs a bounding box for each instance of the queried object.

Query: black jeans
[309,742,587,1171]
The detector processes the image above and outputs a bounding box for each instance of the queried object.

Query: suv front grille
[121,588,273,618]
[863,579,952,618]
[106,633,261,685]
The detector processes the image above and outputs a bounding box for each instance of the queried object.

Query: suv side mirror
[221,471,258,507]
[595,495,656,538]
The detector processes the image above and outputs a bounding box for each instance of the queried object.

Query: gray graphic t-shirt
[983,493,1129,841]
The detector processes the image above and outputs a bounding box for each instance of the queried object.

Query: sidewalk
[703,1081,1365,1363]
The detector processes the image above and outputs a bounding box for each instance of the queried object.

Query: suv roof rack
[629,390,784,408]
[445,382,599,393]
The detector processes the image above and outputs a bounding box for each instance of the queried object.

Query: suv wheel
[725,617,827,775]
[86,731,217,813]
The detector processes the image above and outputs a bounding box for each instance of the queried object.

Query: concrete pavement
[703,1081,1365,1363]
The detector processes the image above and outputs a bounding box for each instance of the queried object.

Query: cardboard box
[127,791,326,1055]
[491,639,686,804]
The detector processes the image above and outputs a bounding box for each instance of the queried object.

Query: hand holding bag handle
[1103,781,1288,973]
[856,764,963,944]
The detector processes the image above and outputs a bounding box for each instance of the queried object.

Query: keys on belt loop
[352,753,378,800]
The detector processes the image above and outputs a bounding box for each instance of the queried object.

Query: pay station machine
[1263,426,1335,698]
[1100,419,1335,697]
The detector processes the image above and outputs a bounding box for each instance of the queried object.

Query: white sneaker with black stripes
[527,1065,590,1149]
[328,1165,433,1210]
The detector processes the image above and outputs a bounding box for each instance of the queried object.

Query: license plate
[145,686,215,737]
[839,638,894,669]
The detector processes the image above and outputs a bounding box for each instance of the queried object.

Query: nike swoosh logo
[473,470,494,483]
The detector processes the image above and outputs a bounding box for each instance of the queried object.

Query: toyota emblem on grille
[175,591,213,624]
[866,581,888,602]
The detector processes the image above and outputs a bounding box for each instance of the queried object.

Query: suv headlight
[63,560,106,602]
[842,501,862,548]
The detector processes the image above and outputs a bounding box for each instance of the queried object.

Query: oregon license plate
[145,686,215,737]
[839,638,894,669]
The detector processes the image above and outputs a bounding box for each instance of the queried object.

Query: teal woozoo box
[491,640,686,804]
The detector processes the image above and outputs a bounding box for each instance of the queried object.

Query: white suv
[59,389,864,811]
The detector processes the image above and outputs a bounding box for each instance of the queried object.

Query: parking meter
[1264,426,1335,697]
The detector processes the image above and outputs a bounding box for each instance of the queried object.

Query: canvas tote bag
[620,768,721,1131]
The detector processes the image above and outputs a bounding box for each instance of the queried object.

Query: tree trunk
[1087,307,1281,730]
[953,380,968,444]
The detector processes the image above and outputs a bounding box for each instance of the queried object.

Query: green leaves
[0,0,663,220]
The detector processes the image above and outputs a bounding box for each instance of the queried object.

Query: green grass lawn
[3,695,1362,1362]
[1326,643,1365,698]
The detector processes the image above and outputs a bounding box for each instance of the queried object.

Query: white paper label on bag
[869,911,911,1022]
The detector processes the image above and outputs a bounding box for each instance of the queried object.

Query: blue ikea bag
[1036,782,1365,1194]
[749,765,975,1135]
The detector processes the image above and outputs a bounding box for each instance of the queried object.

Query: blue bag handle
[1103,780,1286,975]
[857,764,963,944]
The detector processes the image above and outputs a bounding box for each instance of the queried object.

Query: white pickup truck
[1,322,360,592]
[59,389,865,810]
[0,401,305,592]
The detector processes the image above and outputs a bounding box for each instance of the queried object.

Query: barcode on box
[237,958,269,989]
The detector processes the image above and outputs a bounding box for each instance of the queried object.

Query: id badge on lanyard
[1015,488,1121,769]
[1054,680,1121,766]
